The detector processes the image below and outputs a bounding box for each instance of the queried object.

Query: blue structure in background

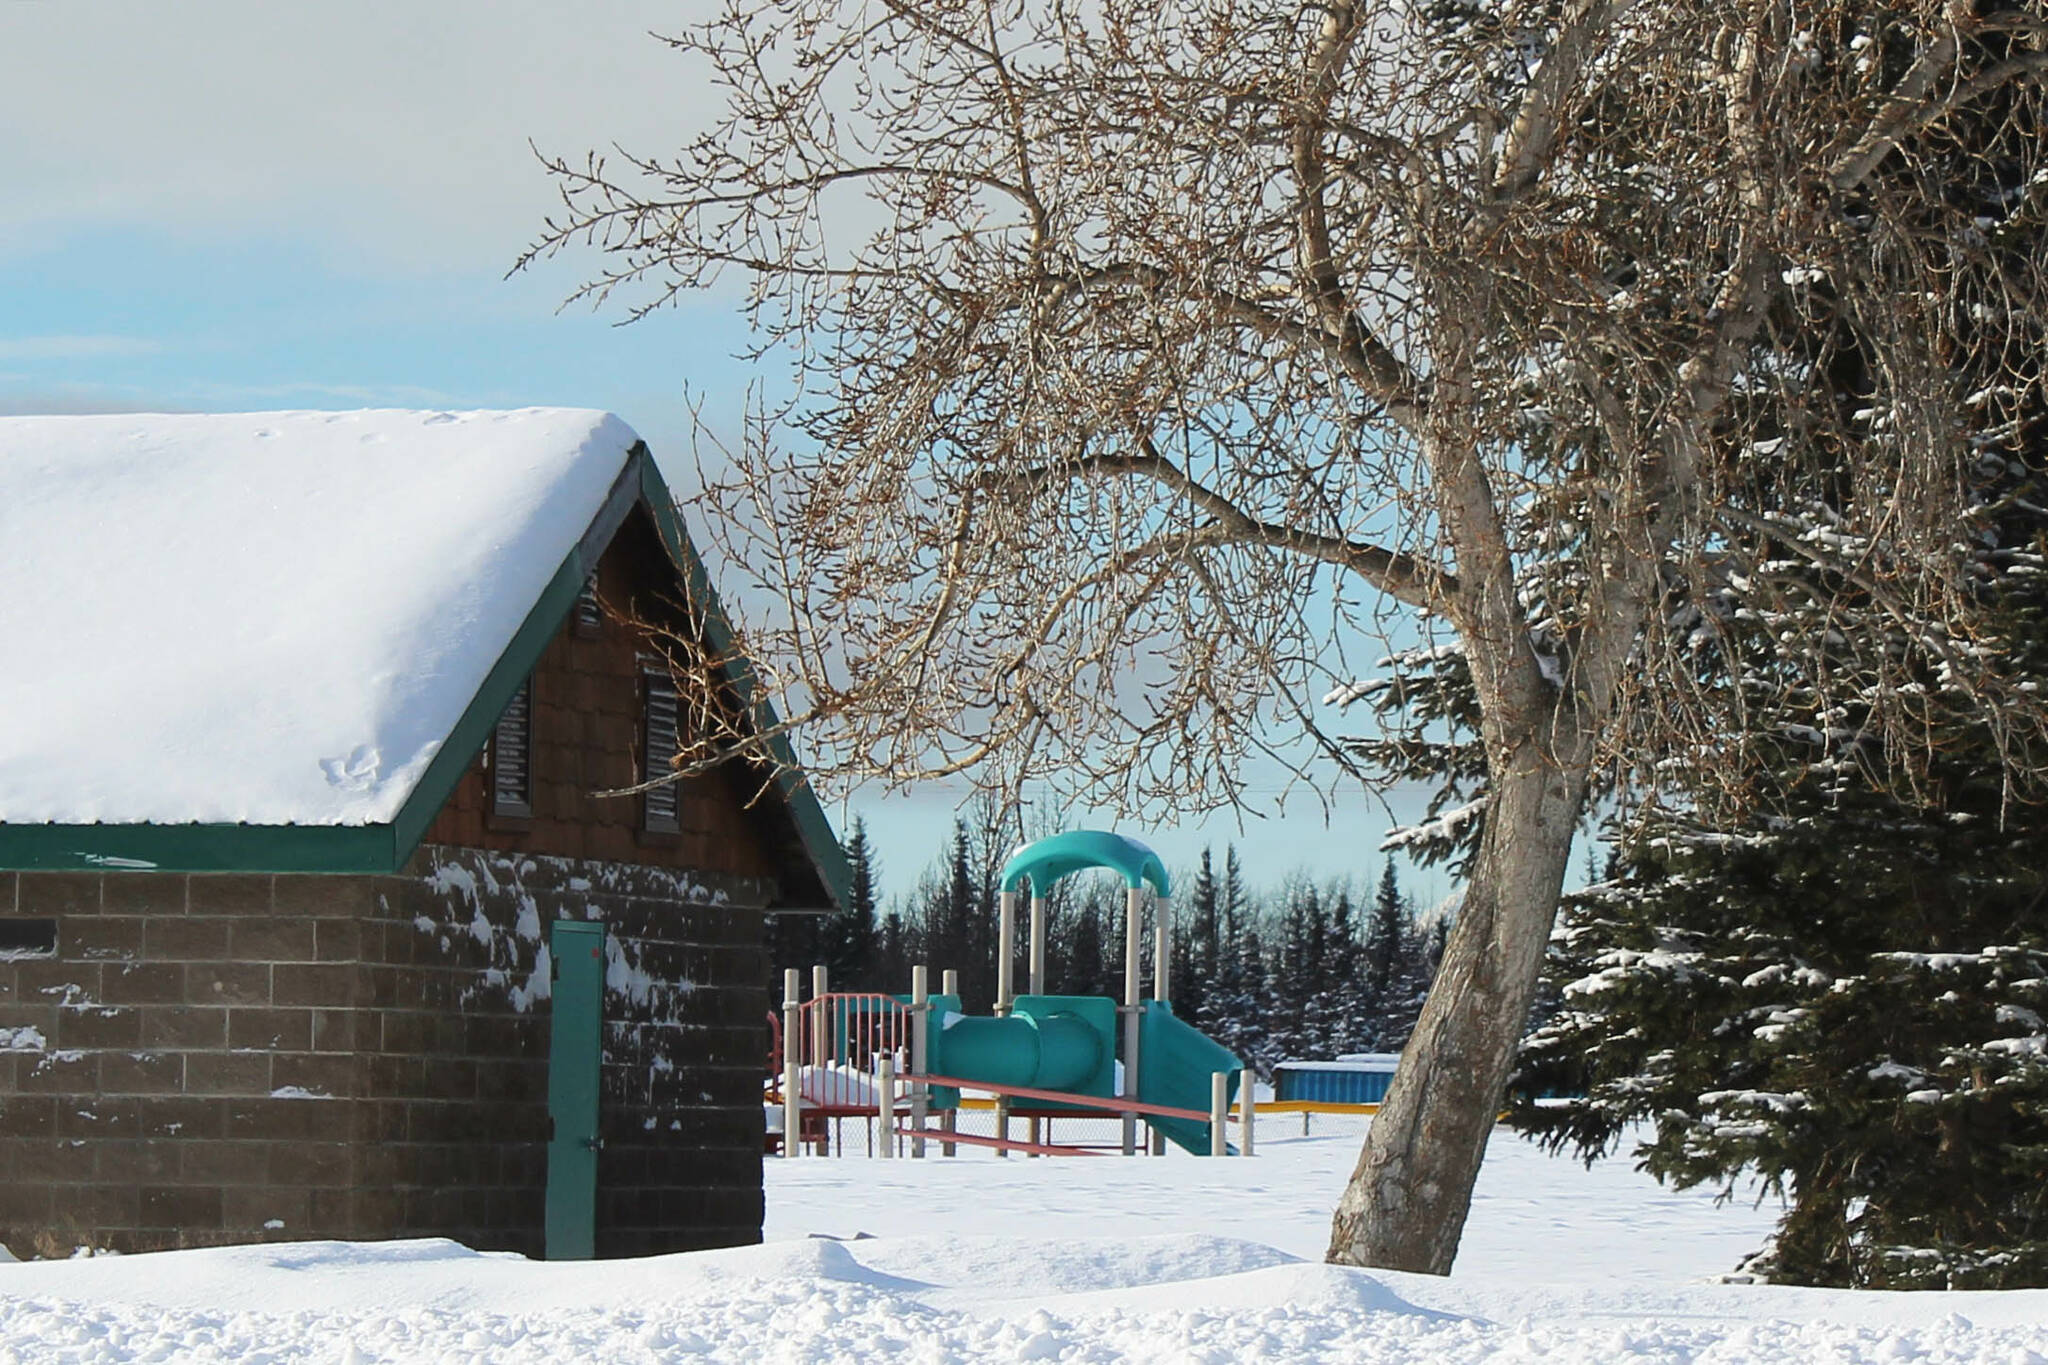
[1273,1055,1401,1105]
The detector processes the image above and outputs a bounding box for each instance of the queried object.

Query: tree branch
[1491,0,1643,201]
[993,439,1453,608]
[1288,1,1427,430]
[1831,49,2048,192]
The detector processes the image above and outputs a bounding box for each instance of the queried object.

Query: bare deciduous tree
[523,0,2048,1272]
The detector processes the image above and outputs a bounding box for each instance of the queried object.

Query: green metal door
[545,919,605,1260]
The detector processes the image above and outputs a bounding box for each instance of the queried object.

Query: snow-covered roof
[1,408,639,829]
[1,407,850,902]
[1277,1055,1402,1073]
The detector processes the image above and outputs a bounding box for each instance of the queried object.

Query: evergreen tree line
[769,820,1451,1076]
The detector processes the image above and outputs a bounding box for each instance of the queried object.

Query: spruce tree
[876,909,911,994]
[907,822,985,1006]
[1066,887,1110,999]
[1179,848,1221,1021]
[1322,889,1372,1056]
[1515,723,2048,1287]
[1236,923,1287,1077]
[1332,648,1490,879]
[1351,860,1436,1051]
[1275,882,1320,1057]
[1365,858,1407,1006]
[1508,3,2048,1285]
[824,816,881,988]
[765,909,823,985]
[1423,912,1450,978]
[1197,853,1279,1076]
[1377,915,1438,1054]
[1195,883,1246,1057]
[947,821,990,1009]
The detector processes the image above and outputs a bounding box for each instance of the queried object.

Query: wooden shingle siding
[422,508,775,881]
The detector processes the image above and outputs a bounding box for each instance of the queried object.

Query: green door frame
[545,919,605,1259]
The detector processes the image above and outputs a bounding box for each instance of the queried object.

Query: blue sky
[0,2,1450,911]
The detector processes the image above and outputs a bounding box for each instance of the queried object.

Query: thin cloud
[179,380,469,409]
[0,334,162,361]
[0,2,719,272]
[0,385,178,416]
[0,374,464,415]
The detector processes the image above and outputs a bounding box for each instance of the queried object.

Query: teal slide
[1136,1002,1244,1155]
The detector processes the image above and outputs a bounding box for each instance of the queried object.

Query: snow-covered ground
[3,1120,2045,1362]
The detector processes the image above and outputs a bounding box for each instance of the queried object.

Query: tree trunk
[1326,725,1592,1273]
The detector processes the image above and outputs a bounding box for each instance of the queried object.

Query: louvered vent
[573,574,602,636]
[642,669,681,834]
[492,680,533,818]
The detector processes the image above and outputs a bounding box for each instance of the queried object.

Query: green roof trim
[0,441,850,908]
[0,820,398,874]
[388,541,595,864]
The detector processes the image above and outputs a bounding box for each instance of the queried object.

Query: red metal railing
[789,993,912,1113]
[904,1073,1210,1123]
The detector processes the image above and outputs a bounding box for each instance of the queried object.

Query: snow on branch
[1381,797,1489,853]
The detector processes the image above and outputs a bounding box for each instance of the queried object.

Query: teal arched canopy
[999,829,1171,898]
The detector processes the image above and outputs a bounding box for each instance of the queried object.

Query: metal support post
[811,964,830,1065]
[1240,1067,1256,1156]
[781,968,802,1159]
[877,1054,894,1159]
[995,890,1016,1157]
[1154,895,1171,1007]
[940,970,959,1156]
[996,890,1017,1014]
[1028,887,1047,1157]
[1028,891,1046,996]
[1210,1072,1229,1157]
[909,965,929,1158]
[1121,885,1143,1155]
[1148,891,1170,1155]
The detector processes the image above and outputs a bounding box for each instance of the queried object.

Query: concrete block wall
[0,847,774,1261]
[0,870,374,1257]
[377,847,774,1258]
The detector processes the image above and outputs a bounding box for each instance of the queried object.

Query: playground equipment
[768,830,1256,1158]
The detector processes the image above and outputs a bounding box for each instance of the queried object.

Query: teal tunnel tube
[932,1010,1103,1094]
